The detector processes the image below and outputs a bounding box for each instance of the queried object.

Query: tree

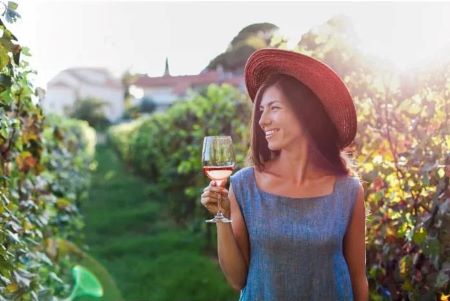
[205,23,280,73]
[68,97,110,129]
[121,70,138,111]
[140,97,157,114]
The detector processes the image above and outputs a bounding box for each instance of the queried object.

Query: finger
[201,196,211,206]
[201,197,214,207]
[200,194,220,205]
[202,191,220,198]
[203,190,228,199]
[206,204,218,213]
[209,186,229,194]
[203,182,224,192]
[205,201,218,208]
[203,199,218,211]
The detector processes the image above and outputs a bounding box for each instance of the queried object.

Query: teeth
[265,129,278,137]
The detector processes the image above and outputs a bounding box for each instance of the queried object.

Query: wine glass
[202,136,236,223]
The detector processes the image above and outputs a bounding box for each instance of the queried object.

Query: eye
[271,106,280,110]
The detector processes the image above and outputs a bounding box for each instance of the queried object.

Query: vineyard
[0,3,449,301]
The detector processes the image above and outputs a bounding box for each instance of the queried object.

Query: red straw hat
[244,48,357,149]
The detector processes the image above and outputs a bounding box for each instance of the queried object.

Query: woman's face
[258,84,306,151]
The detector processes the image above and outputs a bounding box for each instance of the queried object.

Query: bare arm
[344,182,369,301]
[216,183,250,292]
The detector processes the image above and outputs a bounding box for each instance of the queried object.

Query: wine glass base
[205,214,232,223]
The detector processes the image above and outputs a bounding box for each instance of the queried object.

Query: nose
[258,109,271,129]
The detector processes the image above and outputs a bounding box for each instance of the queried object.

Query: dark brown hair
[246,73,357,177]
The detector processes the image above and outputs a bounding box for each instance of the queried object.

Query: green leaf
[0,125,9,138]
[435,269,450,288]
[49,272,64,284]
[12,270,32,288]
[20,46,30,56]
[36,252,52,266]
[422,237,440,257]
[0,74,12,91]
[0,88,13,105]
[413,227,427,245]
[6,230,20,243]
[422,173,430,185]
[438,168,445,178]
[8,1,18,10]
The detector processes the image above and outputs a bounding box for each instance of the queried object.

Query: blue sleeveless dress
[229,166,359,301]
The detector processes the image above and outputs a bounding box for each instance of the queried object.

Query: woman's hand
[200,180,231,218]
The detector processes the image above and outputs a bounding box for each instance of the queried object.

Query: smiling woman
[201,48,369,301]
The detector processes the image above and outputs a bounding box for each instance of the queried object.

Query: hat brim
[244,48,357,149]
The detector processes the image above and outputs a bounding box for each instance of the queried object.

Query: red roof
[133,71,244,95]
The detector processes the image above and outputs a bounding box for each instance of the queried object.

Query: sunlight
[351,4,450,71]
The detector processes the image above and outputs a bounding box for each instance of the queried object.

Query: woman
[201,48,368,301]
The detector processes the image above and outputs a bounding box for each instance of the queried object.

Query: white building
[42,67,124,121]
[41,61,245,121]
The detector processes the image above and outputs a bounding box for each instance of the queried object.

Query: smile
[265,129,279,139]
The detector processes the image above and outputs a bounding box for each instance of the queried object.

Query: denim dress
[229,166,359,301]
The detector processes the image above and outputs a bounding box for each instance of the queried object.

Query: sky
[8,1,450,88]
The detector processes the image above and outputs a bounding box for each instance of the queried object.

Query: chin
[267,141,281,151]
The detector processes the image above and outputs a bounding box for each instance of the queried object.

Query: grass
[81,144,238,301]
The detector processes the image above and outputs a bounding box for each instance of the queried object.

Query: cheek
[284,115,303,137]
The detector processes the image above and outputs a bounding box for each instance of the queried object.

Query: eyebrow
[259,100,281,109]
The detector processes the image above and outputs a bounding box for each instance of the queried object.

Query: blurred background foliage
[0,4,112,300]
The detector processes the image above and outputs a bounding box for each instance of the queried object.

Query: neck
[274,143,331,186]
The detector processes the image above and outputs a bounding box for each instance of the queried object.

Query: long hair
[246,73,357,177]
